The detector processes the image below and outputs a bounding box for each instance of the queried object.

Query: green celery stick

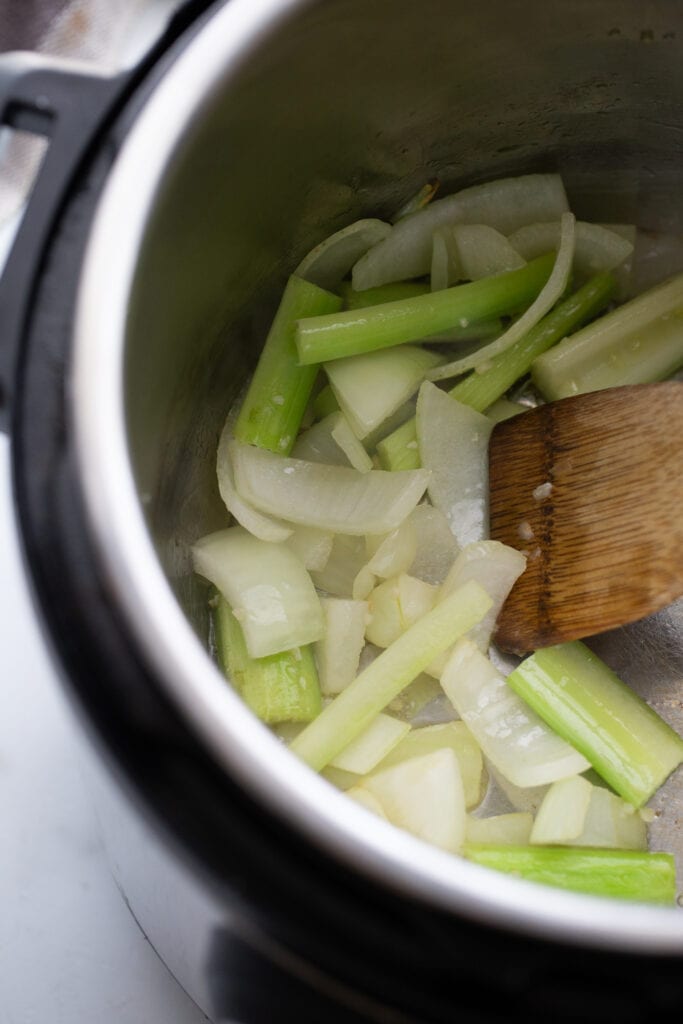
[234,275,342,454]
[312,383,340,420]
[506,641,683,808]
[464,845,677,904]
[214,596,321,724]
[289,579,492,771]
[340,281,430,309]
[532,269,683,400]
[295,253,554,365]
[376,273,616,471]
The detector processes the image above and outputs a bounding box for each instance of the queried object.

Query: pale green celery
[295,253,554,365]
[214,596,321,724]
[312,383,339,420]
[532,269,683,400]
[234,275,341,454]
[376,273,616,471]
[507,641,683,808]
[289,579,492,771]
[340,281,430,309]
[464,845,676,904]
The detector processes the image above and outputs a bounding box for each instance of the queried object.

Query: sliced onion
[325,345,444,440]
[315,597,368,694]
[407,504,459,584]
[450,224,526,281]
[231,440,430,535]
[216,416,292,542]
[416,381,492,546]
[508,220,633,275]
[353,517,417,600]
[295,218,391,291]
[441,639,590,788]
[428,211,576,380]
[286,524,334,571]
[292,411,372,472]
[192,526,323,658]
[465,812,533,845]
[352,173,569,290]
[311,534,368,597]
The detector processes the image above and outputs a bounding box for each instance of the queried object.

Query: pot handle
[0,53,129,433]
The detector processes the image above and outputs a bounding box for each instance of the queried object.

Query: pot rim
[71,0,683,953]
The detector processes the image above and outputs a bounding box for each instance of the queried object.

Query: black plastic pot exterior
[5,1,683,1020]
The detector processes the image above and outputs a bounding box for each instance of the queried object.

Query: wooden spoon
[489,382,683,655]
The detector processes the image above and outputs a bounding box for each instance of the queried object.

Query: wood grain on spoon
[489,382,683,655]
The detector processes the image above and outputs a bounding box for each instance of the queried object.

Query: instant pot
[4,1,683,1019]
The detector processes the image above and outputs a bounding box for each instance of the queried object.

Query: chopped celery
[295,219,391,291]
[295,254,555,365]
[289,579,492,770]
[407,504,459,585]
[506,641,683,807]
[464,845,676,904]
[234,275,342,454]
[532,269,683,399]
[315,597,368,695]
[376,721,484,809]
[214,596,321,723]
[428,212,575,380]
[376,273,616,471]
[531,776,648,850]
[340,281,431,309]
[465,813,533,846]
[329,713,410,774]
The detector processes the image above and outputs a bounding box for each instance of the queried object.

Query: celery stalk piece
[375,272,616,471]
[230,441,429,535]
[329,713,410,774]
[441,639,590,787]
[312,383,339,420]
[375,721,484,809]
[234,275,342,454]
[213,596,321,724]
[352,173,568,289]
[295,253,555,365]
[292,412,372,471]
[315,597,368,695]
[340,281,431,309]
[465,813,533,846]
[531,269,683,400]
[390,178,440,223]
[464,845,677,904]
[325,345,445,440]
[289,579,492,770]
[193,527,324,658]
[506,641,683,808]
[295,219,391,291]
[428,213,575,380]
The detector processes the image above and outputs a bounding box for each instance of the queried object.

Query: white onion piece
[573,786,647,850]
[192,526,323,658]
[330,713,410,774]
[216,417,292,542]
[286,524,334,571]
[451,224,526,281]
[376,721,484,809]
[485,761,549,815]
[231,441,429,535]
[508,219,633,276]
[439,540,527,651]
[599,224,637,299]
[311,534,367,597]
[360,748,466,853]
[416,381,492,546]
[430,226,462,291]
[428,211,576,380]
[465,812,533,845]
[345,787,388,818]
[353,517,417,600]
[315,597,368,694]
[325,345,444,440]
[407,504,459,584]
[352,173,569,290]
[366,573,438,648]
[293,411,372,472]
[530,776,592,844]
[441,639,590,788]
[295,218,391,291]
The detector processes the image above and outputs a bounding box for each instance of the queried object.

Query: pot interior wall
[122,0,683,850]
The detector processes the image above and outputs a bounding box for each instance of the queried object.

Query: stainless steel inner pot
[72,0,683,952]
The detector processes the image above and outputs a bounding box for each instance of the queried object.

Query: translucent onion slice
[216,416,292,542]
[352,173,569,290]
[325,345,445,440]
[441,639,590,788]
[292,411,372,472]
[315,597,368,695]
[450,224,526,282]
[192,526,324,658]
[295,218,391,291]
[508,220,633,276]
[574,786,648,851]
[391,178,440,223]
[407,504,459,584]
[311,534,367,597]
[465,812,533,845]
[286,525,334,571]
[353,517,417,600]
[231,441,430,535]
[359,748,466,853]
[430,226,462,291]
[376,721,484,809]
[428,211,576,381]
[530,775,593,845]
[329,713,410,774]
[366,573,439,648]
[416,381,492,546]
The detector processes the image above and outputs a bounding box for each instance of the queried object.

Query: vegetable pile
[193,173,683,905]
